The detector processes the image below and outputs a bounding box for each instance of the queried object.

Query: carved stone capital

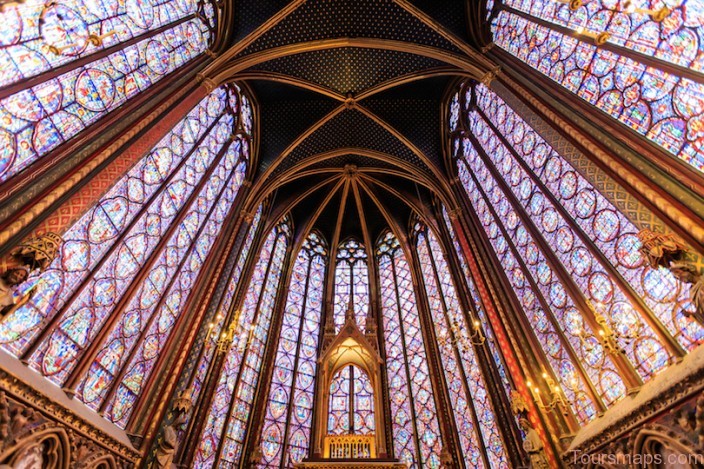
[447,208,462,221]
[481,42,495,53]
[480,66,501,86]
[197,74,218,93]
[240,210,255,223]
[636,229,688,269]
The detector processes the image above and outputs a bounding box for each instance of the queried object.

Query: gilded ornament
[637,229,687,269]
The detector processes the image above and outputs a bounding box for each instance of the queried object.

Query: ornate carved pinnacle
[439,447,454,468]
[510,389,529,418]
[1,233,63,319]
[9,232,63,272]
[635,229,704,326]
[173,389,193,415]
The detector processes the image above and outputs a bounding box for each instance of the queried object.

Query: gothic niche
[630,425,704,469]
[0,391,69,468]
[298,306,405,468]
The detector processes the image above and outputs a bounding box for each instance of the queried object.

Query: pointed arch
[194,216,291,468]
[334,238,370,332]
[413,221,509,468]
[450,80,701,429]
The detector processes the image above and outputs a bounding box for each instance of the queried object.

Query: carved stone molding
[70,431,120,469]
[564,349,704,465]
[0,370,139,466]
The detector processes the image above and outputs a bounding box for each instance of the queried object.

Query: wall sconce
[623,0,670,21]
[575,327,596,352]
[216,322,237,353]
[586,301,640,356]
[575,26,611,45]
[438,316,486,353]
[525,371,570,416]
[470,319,486,346]
[555,0,583,10]
[205,313,223,340]
[48,31,116,55]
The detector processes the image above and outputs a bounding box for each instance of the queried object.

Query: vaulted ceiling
[202,0,496,249]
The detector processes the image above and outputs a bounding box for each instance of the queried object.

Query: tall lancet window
[258,232,327,468]
[451,81,701,424]
[0,84,252,428]
[328,365,375,436]
[333,239,369,331]
[194,217,291,468]
[377,232,443,468]
[0,0,216,182]
[414,223,509,468]
[491,0,704,173]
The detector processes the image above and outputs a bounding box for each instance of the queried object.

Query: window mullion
[0,14,198,101]
[19,111,227,363]
[464,125,653,386]
[475,106,685,358]
[459,153,608,417]
[212,230,282,468]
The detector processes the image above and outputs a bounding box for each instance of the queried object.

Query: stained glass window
[500,0,702,70]
[472,83,701,350]
[0,0,216,182]
[258,232,327,468]
[451,80,699,424]
[328,365,375,436]
[377,232,443,469]
[333,239,369,331]
[414,224,509,468]
[491,6,704,174]
[0,84,253,430]
[193,224,280,469]
[194,218,290,468]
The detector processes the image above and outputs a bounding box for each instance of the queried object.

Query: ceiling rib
[207,38,488,86]
[290,176,346,255]
[222,0,490,246]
